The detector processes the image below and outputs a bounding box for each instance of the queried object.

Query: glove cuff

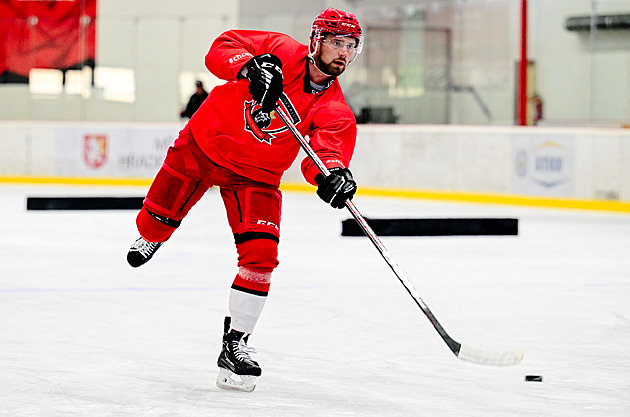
[237,64,249,79]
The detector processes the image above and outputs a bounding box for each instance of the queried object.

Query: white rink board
[0,121,182,179]
[1,122,629,201]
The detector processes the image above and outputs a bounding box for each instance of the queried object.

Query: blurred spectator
[530,93,543,125]
[180,80,208,119]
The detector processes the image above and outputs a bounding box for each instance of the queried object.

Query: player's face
[314,34,359,76]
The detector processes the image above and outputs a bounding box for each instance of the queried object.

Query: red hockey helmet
[309,8,363,61]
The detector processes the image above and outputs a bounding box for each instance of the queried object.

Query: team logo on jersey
[244,94,300,144]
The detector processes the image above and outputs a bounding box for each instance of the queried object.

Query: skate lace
[240,339,257,354]
[134,239,159,257]
[231,340,257,364]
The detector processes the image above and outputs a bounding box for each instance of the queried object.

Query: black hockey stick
[276,106,523,366]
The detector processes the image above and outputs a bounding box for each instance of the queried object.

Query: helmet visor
[317,33,363,62]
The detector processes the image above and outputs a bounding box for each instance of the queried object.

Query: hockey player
[127,8,363,392]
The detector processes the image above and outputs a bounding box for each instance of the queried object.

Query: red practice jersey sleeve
[188,30,357,187]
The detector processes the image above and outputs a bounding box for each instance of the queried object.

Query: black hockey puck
[525,375,543,382]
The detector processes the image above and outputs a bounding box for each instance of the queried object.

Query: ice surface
[1,184,629,416]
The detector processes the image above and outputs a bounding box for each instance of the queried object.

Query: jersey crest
[244,93,300,144]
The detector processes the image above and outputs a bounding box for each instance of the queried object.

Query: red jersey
[188,30,357,187]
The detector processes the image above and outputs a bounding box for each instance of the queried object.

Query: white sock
[229,289,267,334]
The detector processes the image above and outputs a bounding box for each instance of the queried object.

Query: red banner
[0,0,96,83]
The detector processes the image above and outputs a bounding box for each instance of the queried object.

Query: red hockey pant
[136,125,281,281]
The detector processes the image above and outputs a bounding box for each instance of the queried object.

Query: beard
[314,53,346,77]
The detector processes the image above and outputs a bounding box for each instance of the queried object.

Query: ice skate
[127,237,163,267]
[216,317,261,392]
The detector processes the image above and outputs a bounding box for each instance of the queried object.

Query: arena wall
[2,122,629,211]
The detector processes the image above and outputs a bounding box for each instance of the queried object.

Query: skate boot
[216,316,261,392]
[127,237,163,267]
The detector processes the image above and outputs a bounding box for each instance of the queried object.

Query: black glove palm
[243,54,283,113]
[315,167,357,209]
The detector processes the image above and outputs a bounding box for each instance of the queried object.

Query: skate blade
[216,368,257,393]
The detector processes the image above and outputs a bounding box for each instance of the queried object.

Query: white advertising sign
[512,134,574,197]
[55,126,179,178]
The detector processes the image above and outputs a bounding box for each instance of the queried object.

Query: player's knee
[136,207,179,242]
[236,238,279,275]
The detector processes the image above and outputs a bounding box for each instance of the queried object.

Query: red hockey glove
[242,54,283,113]
[315,167,357,209]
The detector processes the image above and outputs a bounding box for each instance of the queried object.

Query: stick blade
[458,344,524,366]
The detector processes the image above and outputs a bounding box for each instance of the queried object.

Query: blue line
[1,281,627,295]
[0,286,221,293]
